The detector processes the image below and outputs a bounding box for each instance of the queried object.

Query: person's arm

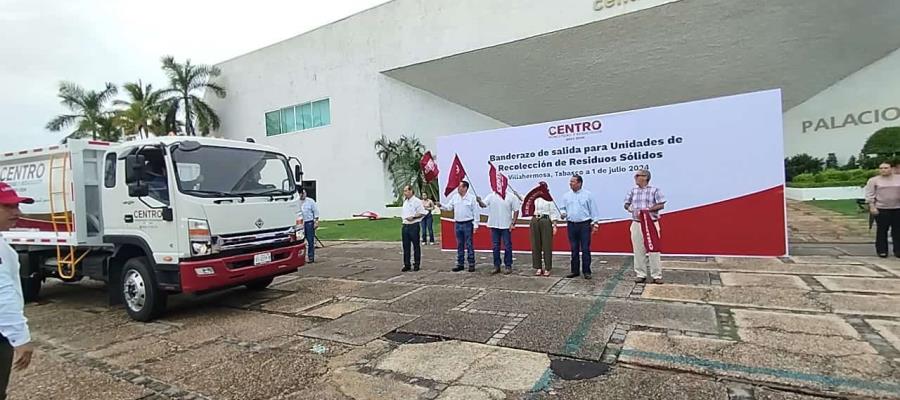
[650,188,666,212]
[558,195,568,219]
[415,199,426,219]
[865,178,879,215]
[624,189,633,212]
[590,195,602,232]
[312,200,320,228]
[477,195,487,208]
[0,276,33,371]
[438,196,455,211]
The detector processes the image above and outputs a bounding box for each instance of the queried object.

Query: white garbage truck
[0,137,307,321]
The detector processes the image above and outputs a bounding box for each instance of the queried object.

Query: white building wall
[206,0,678,219]
[784,48,900,163]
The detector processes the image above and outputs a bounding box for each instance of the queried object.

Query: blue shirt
[0,239,30,347]
[300,198,320,222]
[559,189,602,223]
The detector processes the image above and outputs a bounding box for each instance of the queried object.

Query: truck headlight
[189,219,213,256]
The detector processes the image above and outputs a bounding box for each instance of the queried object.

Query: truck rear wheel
[121,257,167,321]
[21,276,41,303]
[245,277,275,291]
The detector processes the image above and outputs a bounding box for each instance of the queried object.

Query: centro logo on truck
[548,120,602,139]
[0,162,46,182]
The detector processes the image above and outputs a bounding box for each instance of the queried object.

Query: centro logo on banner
[548,120,602,139]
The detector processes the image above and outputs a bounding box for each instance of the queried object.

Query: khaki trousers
[530,217,553,270]
[631,221,662,279]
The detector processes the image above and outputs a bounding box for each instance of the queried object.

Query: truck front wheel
[121,257,167,321]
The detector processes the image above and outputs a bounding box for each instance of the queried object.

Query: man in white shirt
[477,192,520,274]
[299,190,320,263]
[438,181,479,272]
[0,182,34,398]
[401,185,426,272]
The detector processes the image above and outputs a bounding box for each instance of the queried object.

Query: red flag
[443,154,467,196]
[639,210,661,253]
[488,162,508,199]
[420,151,439,183]
[520,181,553,217]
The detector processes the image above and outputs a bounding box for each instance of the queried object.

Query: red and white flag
[420,151,439,183]
[639,210,661,253]
[520,181,554,217]
[443,154,467,196]
[488,162,508,199]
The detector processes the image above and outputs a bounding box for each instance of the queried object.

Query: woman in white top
[530,197,559,276]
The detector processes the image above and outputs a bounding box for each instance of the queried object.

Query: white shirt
[442,191,479,223]
[482,193,520,229]
[0,238,30,347]
[401,196,426,225]
[534,198,561,221]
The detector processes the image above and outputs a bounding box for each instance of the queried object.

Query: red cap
[0,182,34,205]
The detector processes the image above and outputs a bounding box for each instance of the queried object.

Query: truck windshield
[170,145,295,198]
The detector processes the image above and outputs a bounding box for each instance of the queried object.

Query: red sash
[639,210,661,253]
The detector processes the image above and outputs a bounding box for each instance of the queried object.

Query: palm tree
[374,135,438,203]
[114,80,166,139]
[159,56,226,136]
[46,82,118,140]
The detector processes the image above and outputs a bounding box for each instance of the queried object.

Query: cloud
[0,0,389,149]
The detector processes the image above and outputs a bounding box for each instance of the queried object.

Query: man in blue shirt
[299,189,320,263]
[0,182,34,398]
[558,175,601,279]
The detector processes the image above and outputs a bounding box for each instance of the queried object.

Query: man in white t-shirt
[477,192,521,274]
[0,182,35,399]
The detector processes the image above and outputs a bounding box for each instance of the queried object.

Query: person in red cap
[0,182,34,399]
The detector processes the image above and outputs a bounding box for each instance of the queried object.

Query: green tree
[46,82,119,140]
[114,80,167,139]
[843,155,858,170]
[825,153,838,169]
[861,127,900,167]
[784,154,824,182]
[374,135,438,203]
[159,56,226,136]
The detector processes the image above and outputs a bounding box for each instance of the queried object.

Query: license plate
[254,252,272,265]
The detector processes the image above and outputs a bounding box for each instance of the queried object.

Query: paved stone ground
[7,204,900,399]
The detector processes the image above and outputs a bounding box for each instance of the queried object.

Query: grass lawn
[316,216,442,241]
[805,199,867,219]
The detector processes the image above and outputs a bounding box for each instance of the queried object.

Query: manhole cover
[550,358,611,381]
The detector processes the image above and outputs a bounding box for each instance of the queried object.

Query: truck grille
[214,226,294,252]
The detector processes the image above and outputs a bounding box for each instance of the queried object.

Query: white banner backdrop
[436,89,787,256]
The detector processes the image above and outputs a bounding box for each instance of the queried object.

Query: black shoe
[584,274,592,280]
[635,277,646,283]
[452,266,465,272]
[878,253,888,258]
[413,266,420,271]
[491,267,501,274]
[566,273,580,279]
[468,266,476,272]
[401,266,411,272]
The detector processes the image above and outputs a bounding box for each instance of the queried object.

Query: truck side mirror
[128,182,149,197]
[125,154,146,184]
[294,165,303,184]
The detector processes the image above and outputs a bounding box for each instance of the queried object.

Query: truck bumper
[178,242,306,293]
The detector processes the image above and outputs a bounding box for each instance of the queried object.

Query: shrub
[784,154,824,181]
[785,168,877,188]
